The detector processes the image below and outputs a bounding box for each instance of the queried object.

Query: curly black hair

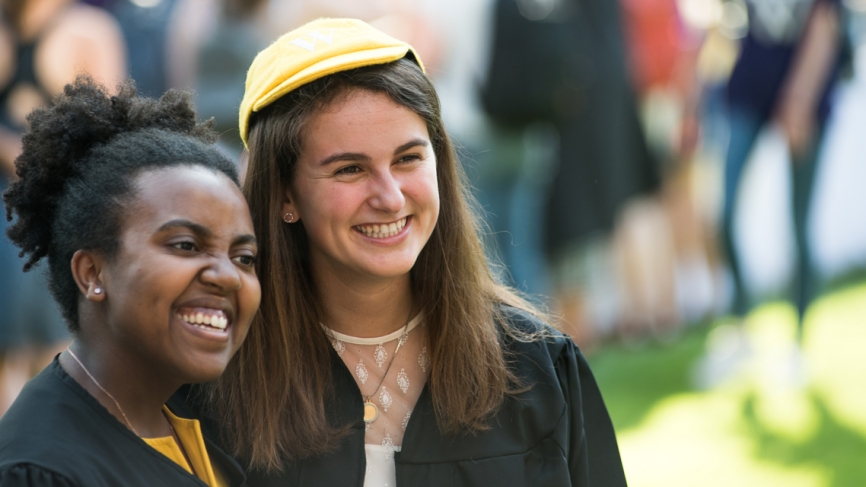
[2,76,239,332]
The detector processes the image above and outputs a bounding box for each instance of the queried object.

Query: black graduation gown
[0,359,246,486]
[190,306,627,487]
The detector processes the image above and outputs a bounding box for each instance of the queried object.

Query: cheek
[302,187,361,231]
[410,169,440,217]
[235,277,260,338]
[242,276,261,317]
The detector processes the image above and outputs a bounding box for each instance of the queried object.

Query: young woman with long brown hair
[196,18,627,487]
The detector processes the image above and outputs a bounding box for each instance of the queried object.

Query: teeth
[179,310,228,330]
[356,217,407,238]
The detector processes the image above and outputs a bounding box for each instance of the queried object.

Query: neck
[59,338,178,438]
[314,269,414,339]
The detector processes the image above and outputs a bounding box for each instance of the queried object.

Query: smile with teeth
[179,309,229,331]
[354,217,408,239]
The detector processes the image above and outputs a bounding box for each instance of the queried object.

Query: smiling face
[98,165,260,384]
[283,89,440,285]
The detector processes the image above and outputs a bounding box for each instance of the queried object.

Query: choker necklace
[361,307,413,423]
[67,347,138,436]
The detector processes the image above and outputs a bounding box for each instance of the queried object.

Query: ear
[71,250,106,302]
[281,186,301,223]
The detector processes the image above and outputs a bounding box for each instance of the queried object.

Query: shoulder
[0,464,78,486]
[0,363,84,471]
[0,361,94,451]
[1,362,130,480]
[0,361,72,435]
[495,303,573,360]
[0,363,218,486]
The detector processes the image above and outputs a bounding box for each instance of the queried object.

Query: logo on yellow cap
[289,30,335,52]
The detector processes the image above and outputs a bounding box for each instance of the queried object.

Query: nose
[200,255,242,293]
[368,171,405,213]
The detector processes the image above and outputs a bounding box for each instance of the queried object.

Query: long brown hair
[207,58,546,470]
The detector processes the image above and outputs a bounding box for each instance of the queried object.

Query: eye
[335,165,361,175]
[396,154,422,164]
[171,241,198,252]
[232,254,257,267]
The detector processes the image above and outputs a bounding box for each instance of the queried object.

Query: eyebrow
[318,138,430,167]
[158,219,257,246]
[394,138,429,155]
[319,151,368,167]
[158,219,213,238]
[233,234,258,247]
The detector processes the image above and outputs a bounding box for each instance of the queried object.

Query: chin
[362,255,419,277]
[365,265,415,280]
[181,358,231,384]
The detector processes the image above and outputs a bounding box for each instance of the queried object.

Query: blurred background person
[0,0,126,415]
[166,0,274,158]
[613,0,717,342]
[426,0,556,308]
[713,0,844,373]
[481,0,661,348]
[98,0,175,98]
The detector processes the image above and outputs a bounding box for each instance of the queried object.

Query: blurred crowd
[2,0,866,414]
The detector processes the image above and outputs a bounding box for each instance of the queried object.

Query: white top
[322,314,428,487]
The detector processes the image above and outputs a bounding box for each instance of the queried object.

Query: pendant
[363,400,379,423]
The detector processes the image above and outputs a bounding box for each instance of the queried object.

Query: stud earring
[94,287,102,295]
[283,212,295,223]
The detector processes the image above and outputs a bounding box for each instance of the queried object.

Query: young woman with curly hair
[0,77,260,486]
[192,19,626,487]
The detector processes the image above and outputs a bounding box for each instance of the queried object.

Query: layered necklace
[361,313,412,423]
[324,306,415,424]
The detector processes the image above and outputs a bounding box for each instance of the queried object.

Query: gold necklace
[361,308,413,423]
[67,347,138,436]
[67,348,199,477]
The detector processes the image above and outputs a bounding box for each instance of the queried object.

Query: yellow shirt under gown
[142,406,228,487]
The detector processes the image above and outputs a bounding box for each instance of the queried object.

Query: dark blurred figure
[722,0,844,331]
[165,0,270,158]
[103,0,176,98]
[483,0,659,347]
[0,0,125,415]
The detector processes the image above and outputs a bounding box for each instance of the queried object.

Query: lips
[354,217,408,238]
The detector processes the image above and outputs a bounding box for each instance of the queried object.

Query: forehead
[303,90,428,145]
[126,165,251,235]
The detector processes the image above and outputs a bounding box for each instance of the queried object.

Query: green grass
[588,326,707,431]
[588,283,866,487]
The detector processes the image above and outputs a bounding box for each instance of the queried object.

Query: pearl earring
[283,212,295,223]
[94,287,102,295]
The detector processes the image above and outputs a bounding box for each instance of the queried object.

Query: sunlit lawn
[588,282,866,487]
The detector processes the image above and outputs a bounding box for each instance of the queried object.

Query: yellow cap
[239,18,424,147]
